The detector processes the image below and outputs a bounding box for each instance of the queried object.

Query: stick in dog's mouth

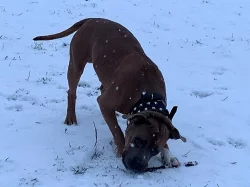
[145,161,198,172]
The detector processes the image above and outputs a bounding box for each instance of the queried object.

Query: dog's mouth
[122,146,159,173]
[122,150,149,173]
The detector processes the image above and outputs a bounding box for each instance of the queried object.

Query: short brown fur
[33,18,169,157]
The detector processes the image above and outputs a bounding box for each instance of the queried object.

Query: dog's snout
[128,157,147,173]
[122,153,148,173]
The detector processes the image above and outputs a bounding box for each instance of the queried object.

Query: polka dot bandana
[130,92,169,116]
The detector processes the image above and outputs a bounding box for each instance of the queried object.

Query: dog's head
[121,107,186,173]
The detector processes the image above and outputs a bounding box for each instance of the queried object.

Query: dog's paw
[114,143,125,158]
[64,113,77,125]
[116,150,122,158]
[160,148,180,168]
[161,156,180,168]
[169,157,180,168]
[115,146,124,158]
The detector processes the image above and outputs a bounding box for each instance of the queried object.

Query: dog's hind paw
[64,114,77,125]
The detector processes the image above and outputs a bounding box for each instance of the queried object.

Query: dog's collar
[129,92,169,116]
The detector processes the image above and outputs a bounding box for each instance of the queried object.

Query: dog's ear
[123,111,187,142]
[168,106,178,120]
[169,128,186,142]
[169,128,180,139]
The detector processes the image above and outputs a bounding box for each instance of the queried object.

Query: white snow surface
[1,0,250,186]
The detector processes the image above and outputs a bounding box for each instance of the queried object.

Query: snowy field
[1,0,250,186]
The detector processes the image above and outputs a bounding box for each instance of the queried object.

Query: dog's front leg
[160,144,180,168]
[97,95,125,157]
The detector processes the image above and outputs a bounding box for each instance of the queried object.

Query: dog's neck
[129,92,169,116]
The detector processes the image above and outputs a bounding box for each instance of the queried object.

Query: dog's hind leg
[64,42,90,125]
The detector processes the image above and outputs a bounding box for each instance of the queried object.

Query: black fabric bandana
[129,92,169,116]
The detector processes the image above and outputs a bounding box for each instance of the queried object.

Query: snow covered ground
[1,0,250,186]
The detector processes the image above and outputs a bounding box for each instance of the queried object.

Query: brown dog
[33,18,186,172]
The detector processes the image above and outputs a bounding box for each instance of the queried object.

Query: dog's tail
[33,19,89,41]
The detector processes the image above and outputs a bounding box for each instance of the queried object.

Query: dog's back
[72,19,160,86]
[72,18,145,62]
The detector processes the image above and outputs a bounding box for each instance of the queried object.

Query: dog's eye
[133,137,146,148]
